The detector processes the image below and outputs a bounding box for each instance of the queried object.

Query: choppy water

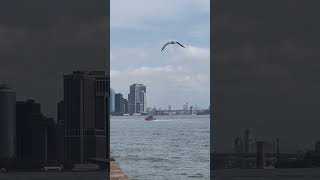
[111,115,210,180]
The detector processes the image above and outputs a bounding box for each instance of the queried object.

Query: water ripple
[111,115,210,180]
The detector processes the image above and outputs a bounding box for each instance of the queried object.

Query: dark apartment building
[90,71,108,159]
[16,100,55,164]
[56,100,65,162]
[63,71,107,163]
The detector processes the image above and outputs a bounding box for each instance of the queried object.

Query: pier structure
[111,160,128,180]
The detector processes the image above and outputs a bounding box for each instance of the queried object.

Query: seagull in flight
[161,41,185,51]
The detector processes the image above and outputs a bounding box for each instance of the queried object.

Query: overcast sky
[110,0,210,110]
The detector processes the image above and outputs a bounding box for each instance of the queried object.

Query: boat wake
[152,119,173,122]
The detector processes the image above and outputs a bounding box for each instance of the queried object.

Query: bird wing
[161,42,170,51]
[176,42,185,48]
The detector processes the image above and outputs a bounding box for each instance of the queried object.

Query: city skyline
[110,0,210,110]
[0,0,110,177]
[0,70,109,170]
[111,85,209,110]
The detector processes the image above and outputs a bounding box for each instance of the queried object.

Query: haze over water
[111,115,210,179]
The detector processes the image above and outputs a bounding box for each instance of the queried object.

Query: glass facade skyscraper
[128,84,146,114]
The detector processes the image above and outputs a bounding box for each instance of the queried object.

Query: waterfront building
[115,93,125,115]
[90,71,108,160]
[57,100,65,162]
[0,85,16,160]
[63,71,107,163]
[90,71,108,131]
[124,99,128,114]
[136,102,143,113]
[16,99,54,163]
[128,84,146,114]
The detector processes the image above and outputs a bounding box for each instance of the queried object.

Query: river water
[111,115,210,180]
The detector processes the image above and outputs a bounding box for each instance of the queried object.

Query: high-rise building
[0,85,16,160]
[90,71,107,159]
[140,90,146,112]
[115,93,126,115]
[110,89,115,113]
[16,99,54,164]
[63,71,106,163]
[136,102,143,113]
[124,99,128,114]
[46,119,58,163]
[91,71,108,131]
[128,84,146,114]
[57,100,65,162]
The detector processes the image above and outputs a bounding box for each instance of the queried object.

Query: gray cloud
[111,45,210,109]
[111,0,209,29]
